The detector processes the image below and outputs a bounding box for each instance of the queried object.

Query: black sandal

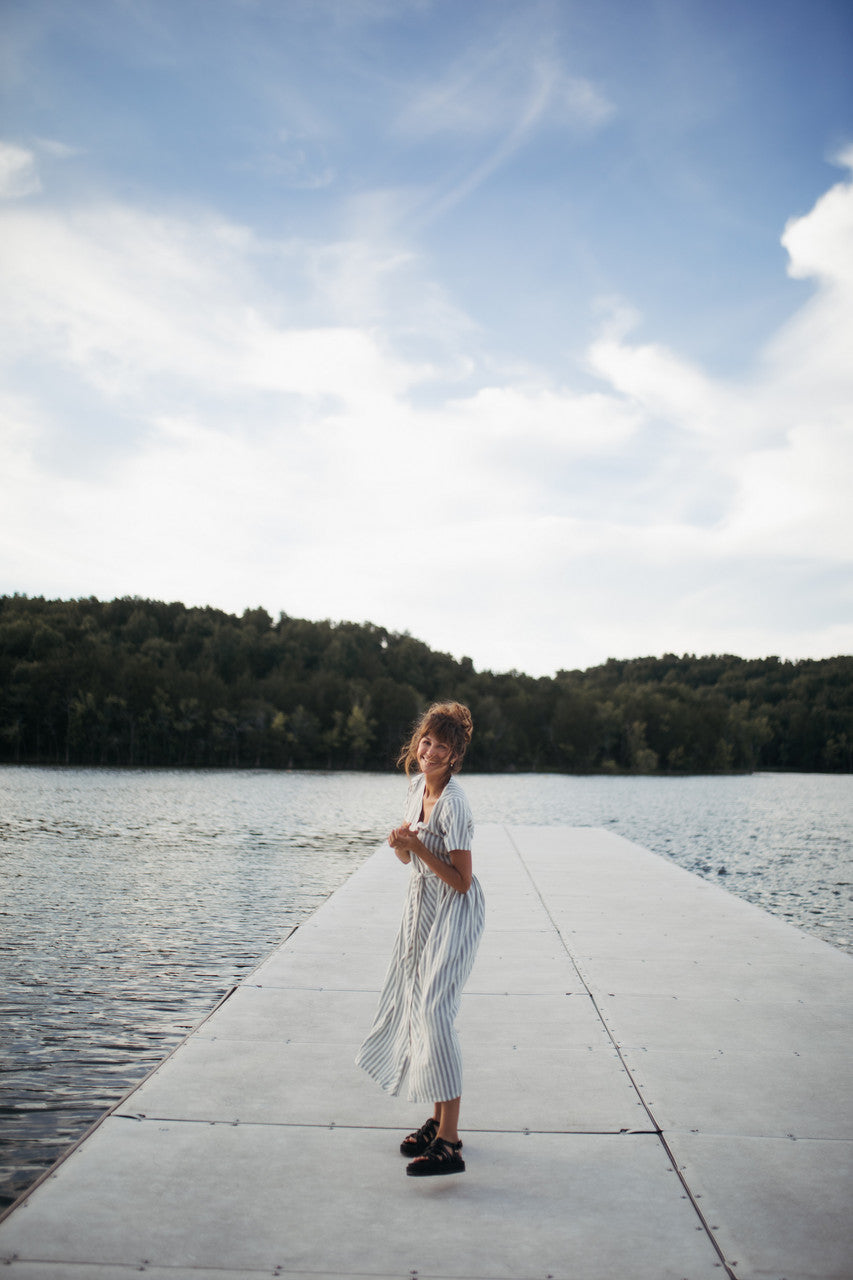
[400,1116,439,1156]
[406,1136,466,1177]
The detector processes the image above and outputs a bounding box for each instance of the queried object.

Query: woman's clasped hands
[388,823,421,854]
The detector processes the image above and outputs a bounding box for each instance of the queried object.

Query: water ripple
[1,766,850,1211]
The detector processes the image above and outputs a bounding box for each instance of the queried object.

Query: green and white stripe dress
[356,774,485,1103]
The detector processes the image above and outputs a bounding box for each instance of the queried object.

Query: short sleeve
[437,783,474,852]
[404,775,423,825]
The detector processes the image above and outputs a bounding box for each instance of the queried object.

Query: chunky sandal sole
[406,1138,465,1177]
[406,1158,466,1177]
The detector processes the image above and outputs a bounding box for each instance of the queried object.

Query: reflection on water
[1,766,850,1210]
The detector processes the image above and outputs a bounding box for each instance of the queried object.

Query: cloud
[555,73,615,131]
[34,137,82,160]
[0,200,430,417]
[0,152,851,674]
[722,422,852,558]
[396,40,612,140]
[582,152,853,568]
[764,150,853,411]
[393,33,613,225]
[0,142,41,199]
[0,203,246,405]
[587,329,746,442]
[782,146,853,285]
[241,132,336,190]
[721,155,853,561]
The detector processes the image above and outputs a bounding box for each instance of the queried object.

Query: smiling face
[416,732,453,781]
[398,702,472,780]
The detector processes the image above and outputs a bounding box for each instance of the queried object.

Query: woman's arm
[389,827,472,894]
[427,845,473,894]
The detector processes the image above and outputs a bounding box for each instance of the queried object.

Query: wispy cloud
[396,35,612,139]
[34,137,82,160]
[393,27,614,225]
[242,132,336,189]
[0,142,41,199]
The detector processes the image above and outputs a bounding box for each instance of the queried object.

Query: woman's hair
[398,701,473,778]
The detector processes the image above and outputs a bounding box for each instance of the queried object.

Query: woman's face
[417,732,453,779]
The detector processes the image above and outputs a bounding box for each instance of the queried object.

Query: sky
[1,0,851,677]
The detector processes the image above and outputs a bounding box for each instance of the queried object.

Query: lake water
[1,765,851,1211]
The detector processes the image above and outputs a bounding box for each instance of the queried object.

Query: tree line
[1,595,850,773]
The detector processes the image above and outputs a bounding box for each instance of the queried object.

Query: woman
[355,701,485,1177]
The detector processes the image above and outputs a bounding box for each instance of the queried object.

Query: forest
[1,595,850,774]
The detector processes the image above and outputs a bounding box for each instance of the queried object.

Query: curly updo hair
[398,701,474,778]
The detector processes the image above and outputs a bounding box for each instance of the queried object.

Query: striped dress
[355,774,485,1103]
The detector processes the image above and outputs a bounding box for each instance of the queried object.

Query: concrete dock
[1,825,851,1280]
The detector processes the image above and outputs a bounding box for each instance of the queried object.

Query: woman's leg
[435,1097,461,1144]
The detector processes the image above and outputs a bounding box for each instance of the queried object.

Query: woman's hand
[388,823,419,864]
[388,824,420,852]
